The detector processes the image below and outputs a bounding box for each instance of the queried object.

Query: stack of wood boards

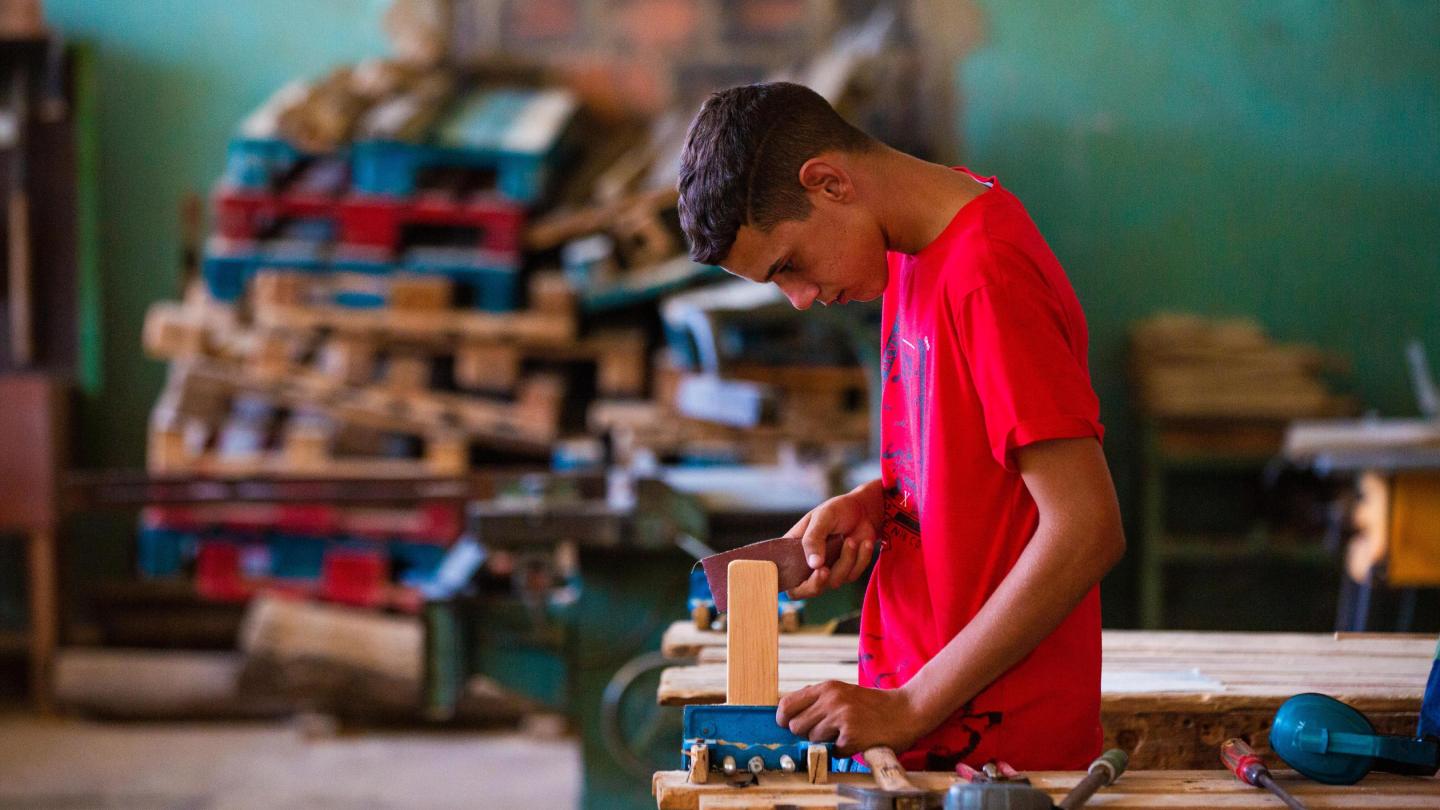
[588,357,872,466]
[1130,314,1352,420]
[656,622,1436,770]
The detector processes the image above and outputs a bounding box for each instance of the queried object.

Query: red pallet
[142,501,462,544]
[212,185,525,254]
[195,541,251,602]
[319,548,389,608]
[339,192,525,253]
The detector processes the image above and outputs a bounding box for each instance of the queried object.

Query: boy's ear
[798,157,853,203]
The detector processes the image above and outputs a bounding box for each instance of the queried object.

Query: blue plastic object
[1421,640,1440,740]
[1269,692,1440,784]
[682,704,832,772]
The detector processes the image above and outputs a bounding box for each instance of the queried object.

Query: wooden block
[806,744,827,785]
[250,331,295,380]
[594,332,648,397]
[317,335,376,385]
[251,270,309,308]
[529,272,575,316]
[688,742,708,784]
[147,421,190,473]
[141,302,204,358]
[281,419,332,471]
[383,351,432,392]
[726,560,779,706]
[424,433,468,475]
[389,274,452,310]
[455,342,522,391]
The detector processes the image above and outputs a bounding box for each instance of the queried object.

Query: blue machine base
[682,704,834,773]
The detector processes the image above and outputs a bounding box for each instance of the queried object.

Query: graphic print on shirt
[921,701,1006,770]
[879,319,926,553]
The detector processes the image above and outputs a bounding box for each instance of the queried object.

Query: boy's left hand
[775,680,927,757]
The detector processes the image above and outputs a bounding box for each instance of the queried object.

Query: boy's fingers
[783,680,817,717]
[786,567,828,600]
[826,538,859,587]
[844,540,874,583]
[777,686,819,726]
[800,519,834,570]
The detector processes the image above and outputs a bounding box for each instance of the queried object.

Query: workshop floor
[0,714,581,809]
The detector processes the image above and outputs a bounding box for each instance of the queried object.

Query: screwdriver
[1221,738,1308,810]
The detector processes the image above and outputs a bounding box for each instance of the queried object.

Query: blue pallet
[351,88,576,203]
[203,238,330,302]
[268,534,329,579]
[223,137,310,191]
[403,247,520,311]
[202,240,521,311]
[137,527,198,577]
[390,541,448,587]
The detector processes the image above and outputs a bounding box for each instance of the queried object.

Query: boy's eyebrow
[762,257,785,282]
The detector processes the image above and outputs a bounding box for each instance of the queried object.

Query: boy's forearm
[897,512,1121,738]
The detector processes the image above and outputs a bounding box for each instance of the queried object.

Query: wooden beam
[725,560,779,706]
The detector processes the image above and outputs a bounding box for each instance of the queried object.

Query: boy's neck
[865,149,989,256]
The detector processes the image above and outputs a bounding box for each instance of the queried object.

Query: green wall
[959,1,1440,536]
[47,0,392,466]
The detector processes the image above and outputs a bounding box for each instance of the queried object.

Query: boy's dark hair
[677,82,878,265]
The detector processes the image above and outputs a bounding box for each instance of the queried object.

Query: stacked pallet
[141,60,672,478]
[138,500,461,613]
[1130,314,1353,420]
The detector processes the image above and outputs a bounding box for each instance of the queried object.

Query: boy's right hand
[786,479,883,599]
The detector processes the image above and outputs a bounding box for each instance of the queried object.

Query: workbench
[652,769,1440,809]
[657,622,1436,769]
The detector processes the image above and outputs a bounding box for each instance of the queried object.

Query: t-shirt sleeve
[954,247,1103,471]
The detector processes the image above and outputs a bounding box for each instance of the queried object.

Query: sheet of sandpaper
[699,534,846,613]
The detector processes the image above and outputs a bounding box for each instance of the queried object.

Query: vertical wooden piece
[687,742,708,784]
[806,744,828,785]
[725,560,778,706]
[27,528,55,713]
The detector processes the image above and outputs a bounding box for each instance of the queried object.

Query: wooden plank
[726,560,779,706]
[655,770,1440,810]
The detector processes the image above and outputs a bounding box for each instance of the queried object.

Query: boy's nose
[779,280,819,310]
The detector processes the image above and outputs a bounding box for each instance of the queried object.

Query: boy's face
[721,199,889,310]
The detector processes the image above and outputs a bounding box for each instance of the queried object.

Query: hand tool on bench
[946,749,1127,810]
[1221,738,1307,810]
[698,534,846,613]
[836,745,945,809]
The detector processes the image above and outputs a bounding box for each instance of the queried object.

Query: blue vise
[683,704,834,776]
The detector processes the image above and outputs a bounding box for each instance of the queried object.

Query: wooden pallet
[652,769,1440,810]
[146,289,645,400]
[251,271,577,345]
[147,359,565,476]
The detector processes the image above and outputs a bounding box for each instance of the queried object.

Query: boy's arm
[777,436,1123,754]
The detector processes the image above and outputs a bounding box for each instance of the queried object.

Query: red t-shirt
[860,168,1104,771]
